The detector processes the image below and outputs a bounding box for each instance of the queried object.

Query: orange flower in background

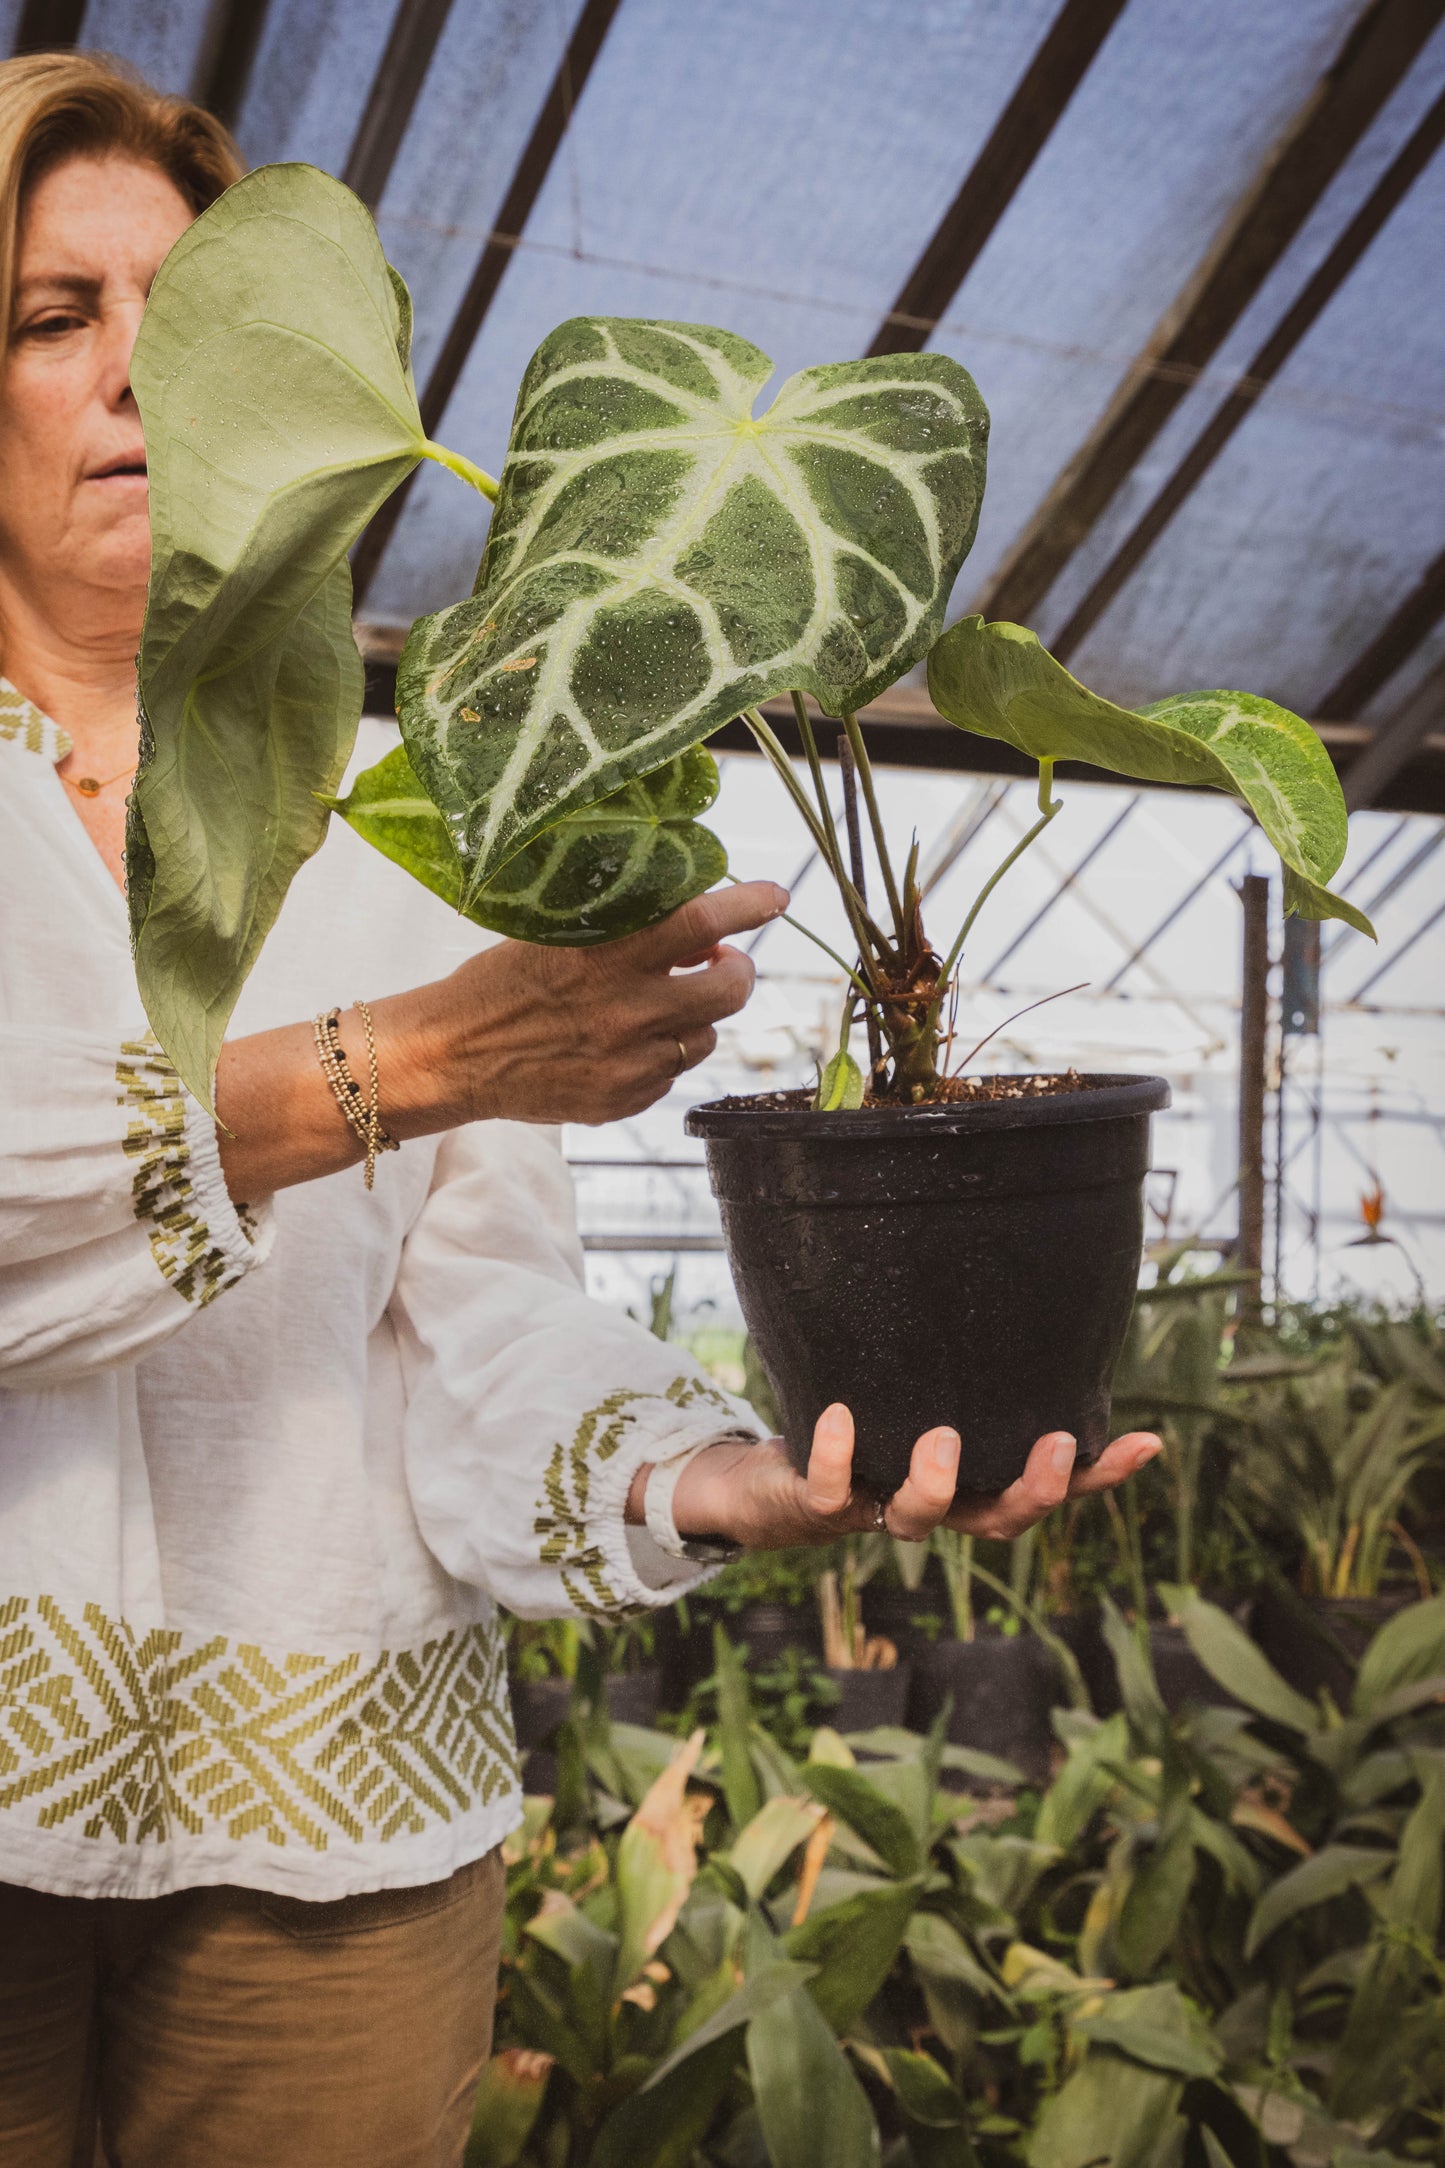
[1360,1183,1386,1232]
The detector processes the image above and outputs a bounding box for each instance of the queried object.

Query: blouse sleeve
[0,1026,273,1387]
[391,1119,763,1620]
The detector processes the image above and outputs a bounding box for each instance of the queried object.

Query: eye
[19,310,87,340]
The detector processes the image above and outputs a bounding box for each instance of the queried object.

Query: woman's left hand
[667,1405,1161,1553]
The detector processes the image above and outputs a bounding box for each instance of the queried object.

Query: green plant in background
[1109,1251,1251,1590]
[475,1586,1445,2165]
[507,1612,656,1685]
[130,162,1372,1112]
[1229,1315,1445,1599]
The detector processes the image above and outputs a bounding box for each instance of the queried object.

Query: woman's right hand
[383,879,790,1131]
[215,882,788,1200]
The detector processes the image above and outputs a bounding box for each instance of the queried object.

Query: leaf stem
[836,730,884,1076]
[722,876,872,1002]
[787,693,893,976]
[420,438,500,501]
[742,709,891,961]
[936,760,1062,992]
[841,710,906,942]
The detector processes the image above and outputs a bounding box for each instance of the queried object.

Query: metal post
[1237,874,1271,1303]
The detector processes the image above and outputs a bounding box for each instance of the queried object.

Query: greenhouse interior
[2,0,1445,2162]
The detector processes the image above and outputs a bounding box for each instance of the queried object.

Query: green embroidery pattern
[535,1375,740,1615]
[117,1037,250,1305]
[0,1596,517,1850]
[0,680,72,760]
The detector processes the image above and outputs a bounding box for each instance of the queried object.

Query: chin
[85,518,153,598]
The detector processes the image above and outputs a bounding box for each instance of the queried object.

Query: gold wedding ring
[673,1037,689,1077]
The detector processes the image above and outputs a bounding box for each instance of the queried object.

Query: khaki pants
[0,1853,506,2168]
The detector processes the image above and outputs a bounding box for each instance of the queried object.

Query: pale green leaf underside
[333,742,727,943]
[928,618,1375,939]
[815,1048,866,1110]
[398,317,989,902]
[130,163,427,1102]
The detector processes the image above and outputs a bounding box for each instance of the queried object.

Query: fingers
[664,944,757,1028]
[885,1426,961,1540]
[1068,1432,1162,1496]
[948,1429,1078,1541]
[628,882,788,970]
[670,1025,717,1074]
[804,1403,857,1520]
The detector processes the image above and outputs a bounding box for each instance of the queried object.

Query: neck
[0,573,143,766]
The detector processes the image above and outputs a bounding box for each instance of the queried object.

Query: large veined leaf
[397,320,988,902]
[746,1985,881,2168]
[331,742,727,941]
[928,618,1374,938]
[802,1762,923,1879]
[131,163,430,1103]
[127,563,361,1109]
[1071,1983,1222,2079]
[1242,1842,1393,1959]
[464,2049,553,2168]
[1026,2050,1184,2168]
[1353,1592,1445,1717]
[1159,1585,1319,1734]
[614,1729,709,1993]
[785,1878,923,2032]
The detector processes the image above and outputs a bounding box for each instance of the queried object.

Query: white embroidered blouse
[0,686,756,1902]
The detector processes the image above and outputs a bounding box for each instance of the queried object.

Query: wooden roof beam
[342,0,455,212]
[11,0,85,54]
[1050,80,1445,664]
[350,0,624,606]
[193,0,274,130]
[1317,540,1445,718]
[977,0,1445,626]
[867,0,1127,358]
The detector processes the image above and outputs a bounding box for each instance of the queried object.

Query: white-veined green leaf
[928,619,1374,939]
[130,163,429,1104]
[397,320,988,902]
[330,741,726,942]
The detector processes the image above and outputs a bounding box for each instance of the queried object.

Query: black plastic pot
[1249,1584,1413,1710]
[861,1570,949,1659]
[825,1664,913,1733]
[688,1075,1169,1498]
[1057,1606,1244,1716]
[907,1632,1062,1785]
[510,1669,660,1752]
[725,1600,821,1670]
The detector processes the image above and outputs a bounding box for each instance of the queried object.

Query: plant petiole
[841,710,907,943]
[721,875,872,1002]
[421,438,500,501]
[742,709,892,963]
[934,760,1063,998]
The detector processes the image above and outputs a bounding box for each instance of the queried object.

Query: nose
[101,297,146,411]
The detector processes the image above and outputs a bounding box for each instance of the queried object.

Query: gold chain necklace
[59,759,136,799]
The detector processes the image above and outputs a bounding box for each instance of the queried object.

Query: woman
[0,51,1159,2168]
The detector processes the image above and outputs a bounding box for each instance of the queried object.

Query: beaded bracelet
[312,1002,399,1190]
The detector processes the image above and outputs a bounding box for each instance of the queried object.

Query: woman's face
[0,153,194,616]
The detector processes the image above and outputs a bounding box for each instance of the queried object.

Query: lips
[87,456,147,480]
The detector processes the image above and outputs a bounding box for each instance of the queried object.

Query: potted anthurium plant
[128,163,1374,1503]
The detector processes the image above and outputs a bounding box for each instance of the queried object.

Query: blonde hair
[0,50,244,349]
